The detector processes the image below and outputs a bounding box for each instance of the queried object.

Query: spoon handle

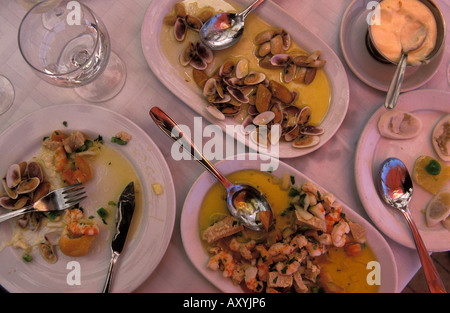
[241,0,266,19]
[384,52,408,109]
[149,107,234,190]
[402,208,447,293]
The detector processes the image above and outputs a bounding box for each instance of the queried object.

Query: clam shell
[185,15,203,31]
[378,110,422,140]
[253,111,275,126]
[39,242,58,264]
[196,42,213,64]
[300,125,324,136]
[203,78,217,97]
[16,177,40,195]
[304,67,317,85]
[236,59,249,79]
[2,176,17,199]
[206,105,226,120]
[243,72,266,85]
[283,62,297,83]
[179,42,195,66]
[250,128,269,147]
[281,30,291,50]
[270,54,291,67]
[6,164,21,189]
[27,161,44,181]
[219,60,235,77]
[174,17,187,41]
[292,135,320,148]
[227,86,249,103]
[432,114,450,162]
[190,54,208,70]
[254,30,276,45]
[0,196,15,210]
[298,106,312,125]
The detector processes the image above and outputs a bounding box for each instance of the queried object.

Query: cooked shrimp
[275,252,303,275]
[302,182,320,195]
[207,251,235,278]
[290,234,308,249]
[67,221,99,236]
[268,242,296,257]
[245,265,264,293]
[331,220,350,247]
[255,245,272,281]
[229,238,256,260]
[318,233,332,245]
[306,240,327,257]
[63,208,83,224]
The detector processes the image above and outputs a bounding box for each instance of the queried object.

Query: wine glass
[18,0,126,102]
[0,75,15,115]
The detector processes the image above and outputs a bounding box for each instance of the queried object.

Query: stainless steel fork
[0,183,86,223]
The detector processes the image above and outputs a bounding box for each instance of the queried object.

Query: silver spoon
[149,106,273,231]
[378,157,446,293]
[199,0,267,50]
[385,22,427,109]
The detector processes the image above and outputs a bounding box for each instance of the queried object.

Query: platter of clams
[355,89,450,252]
[141,0,349,158]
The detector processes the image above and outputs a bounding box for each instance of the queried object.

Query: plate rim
[140,0,350,159]
[354,89,450,251]
[0,103,177,292]
[181,153,398,293]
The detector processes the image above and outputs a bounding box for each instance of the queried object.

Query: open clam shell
[253,111,275,126]
[432,114,450,162]
[292,135,320,148]
[16,177,40,195]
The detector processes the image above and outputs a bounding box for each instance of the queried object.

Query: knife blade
[102,181,135,293]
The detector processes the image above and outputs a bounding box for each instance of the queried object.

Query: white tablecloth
[0,0,449,293]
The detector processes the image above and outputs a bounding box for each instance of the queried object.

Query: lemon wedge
[425,189,450,227]
[412,155,450,194]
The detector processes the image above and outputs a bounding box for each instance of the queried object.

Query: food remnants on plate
[161,0,331,150]
[377,110,450,231]
[199,170,379,293]
[0,129,142,263]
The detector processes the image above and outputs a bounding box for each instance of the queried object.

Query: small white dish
[355,89,450,251]
[181,154,398,293]
[0,104,176,292]
[340,0,444,92]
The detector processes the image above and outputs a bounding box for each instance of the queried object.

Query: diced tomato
[54,146,68,172]
[50,130,67,142]
[74,155,92,182]
[61,169,78,185]
[344,243,363,257]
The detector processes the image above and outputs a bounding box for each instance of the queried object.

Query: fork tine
[65,195,87,207]
[61,183,83,193]
[64,189,86,199]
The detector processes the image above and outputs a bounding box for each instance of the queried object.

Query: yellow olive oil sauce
[160,0,331,125]
[199,169,379,293]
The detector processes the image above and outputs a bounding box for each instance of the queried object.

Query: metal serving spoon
[385,22,427,109]
[378,157,446,293]
[199,0,266,50]
[149,106,273,231]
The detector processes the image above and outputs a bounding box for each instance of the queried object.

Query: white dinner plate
[181,154,398,293]
[355,89,450,251]
[141,0,349,158]
[0,104,176,292]
[340,0,444,92]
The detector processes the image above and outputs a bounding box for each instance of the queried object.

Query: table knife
[102,181,135,293]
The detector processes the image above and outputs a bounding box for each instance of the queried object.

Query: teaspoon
[385,22,427,109]
[199,0,267,50]
[378,157,446,293]
[149,106,273,231]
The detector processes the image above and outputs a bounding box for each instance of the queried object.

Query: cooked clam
[6,163,21,189]
[185,15,203,31]
[39,242,58,264]
[300,125,324,136]
[378,110,422,140]
[206,105,226,120]
[16,177,40,195]
[27,161,44,181]
[253,111,275,126]
[14,196,30,210]
[432,114,450,162]
[243,72,265,85]
[2,176,18,199]
[292,135,320,148]
[179,41,195,66]
[174,17,187,41]
[235,59,249,79]
[0,196,15,210]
